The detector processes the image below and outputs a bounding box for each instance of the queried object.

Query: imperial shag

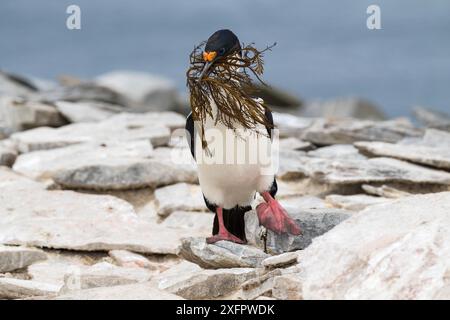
[186,29,301,244]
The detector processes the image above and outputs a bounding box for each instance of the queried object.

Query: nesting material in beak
[186,41,276,149]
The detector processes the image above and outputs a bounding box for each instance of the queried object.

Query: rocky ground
[1,70,449,300]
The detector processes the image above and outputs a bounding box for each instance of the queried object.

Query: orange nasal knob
[203,51,217,62]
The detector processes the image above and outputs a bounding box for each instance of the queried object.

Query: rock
[109,250,157,270]
[289,156,450,186]
[0,71,37,98]
[0,278,60,299]
[0,96,66,136]
[279,196,327,210]
[158,266,256,299]
[239,269,282,300]
[160,211,213,234]
[155,183,206,217]
[355,129,450,170]
[13,140,196,190]
[362,184,411,198]
[10,111,184,153]
[299,118,422,145]
[278,137,313,151]
[55,101,121,123]
[272,274,302,300]
[300,97,385,120]
[54,147,197,190]
[413,106,450,131]
[248,84,302,108]
[39,82,130,107]
[95,71,182,112]
[0,246,47,272]
[45,282,183,300]
[60,262,153,293]
[28,259,87,289]
[179,237,269,269]
[307,144,367,160]
[245,207,351,254]
[298,192,450,299]
[13,140,152,183]
[0,144,17,167]
[272,112,315,138]
[0,168,195,254]
[262,252,299,269]
[12,111,184,152]
[325,194,392,211]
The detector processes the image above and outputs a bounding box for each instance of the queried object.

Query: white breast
[194,99,274,209]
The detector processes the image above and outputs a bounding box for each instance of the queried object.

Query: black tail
[212,206,250,242]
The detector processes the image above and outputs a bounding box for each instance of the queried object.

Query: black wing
[265,108,274,140]
[185,112,195,159]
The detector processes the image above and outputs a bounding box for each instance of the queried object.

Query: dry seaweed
[186,41,276,148]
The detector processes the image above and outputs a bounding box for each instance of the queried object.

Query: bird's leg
[256,191,301,235]
[206,207,246,244]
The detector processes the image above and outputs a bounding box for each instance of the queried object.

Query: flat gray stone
[278,137,313,151]
[10,111,184,152]
[0,278,60,299]
[245,207,351,254]
[13,142,198,190]
[0,145,17,167]
[44,282,183,300]
[55,101,121,123]
[300,97,385,120]
[179,237,269,269]
[355,129,450,170]
[158,264,256,299]
[325,194,392,211]
[299,118,422,145]
[262,252,300,269]
[0,96,66,136]
[60,262,153,293]
[307,144,367,160]
[154,183,206,217]
[0,246,47,273]
[286,155,450,186]
[160,211,214,234]
[109,250,158,269]
[298,192,450,299]
[362,184,411,198]
[413,106,450,131]
[94,70,182,112]
[0,168,196,254]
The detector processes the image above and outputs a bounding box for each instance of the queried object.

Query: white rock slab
[0,278,60,299]
[298,192,450,299]
[60,262,153,293]
[0,169,195,254]
[158,266,257,299]
[10,111,184,152]
[55,101,120,123]
[0,245,47,273]
[325,194,392,211]
[179,237,269,269]
[154,183,206,217]
[47,282,183,300]
[355,129,450,170]
[300,117,422,145]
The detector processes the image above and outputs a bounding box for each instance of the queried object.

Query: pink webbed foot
[206,207,246,244]
[256,192,301,235]
[206,232,246,244]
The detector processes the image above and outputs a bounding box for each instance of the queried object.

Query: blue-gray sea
[1,0,449,117]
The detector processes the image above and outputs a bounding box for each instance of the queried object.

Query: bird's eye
[219,48,226,55]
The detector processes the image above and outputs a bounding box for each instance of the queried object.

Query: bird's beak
[198,51,217,81]
[198,61,213,81]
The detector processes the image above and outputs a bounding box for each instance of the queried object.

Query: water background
[1,0,449,117]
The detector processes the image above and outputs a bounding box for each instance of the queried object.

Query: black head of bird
[199,29,242,80]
